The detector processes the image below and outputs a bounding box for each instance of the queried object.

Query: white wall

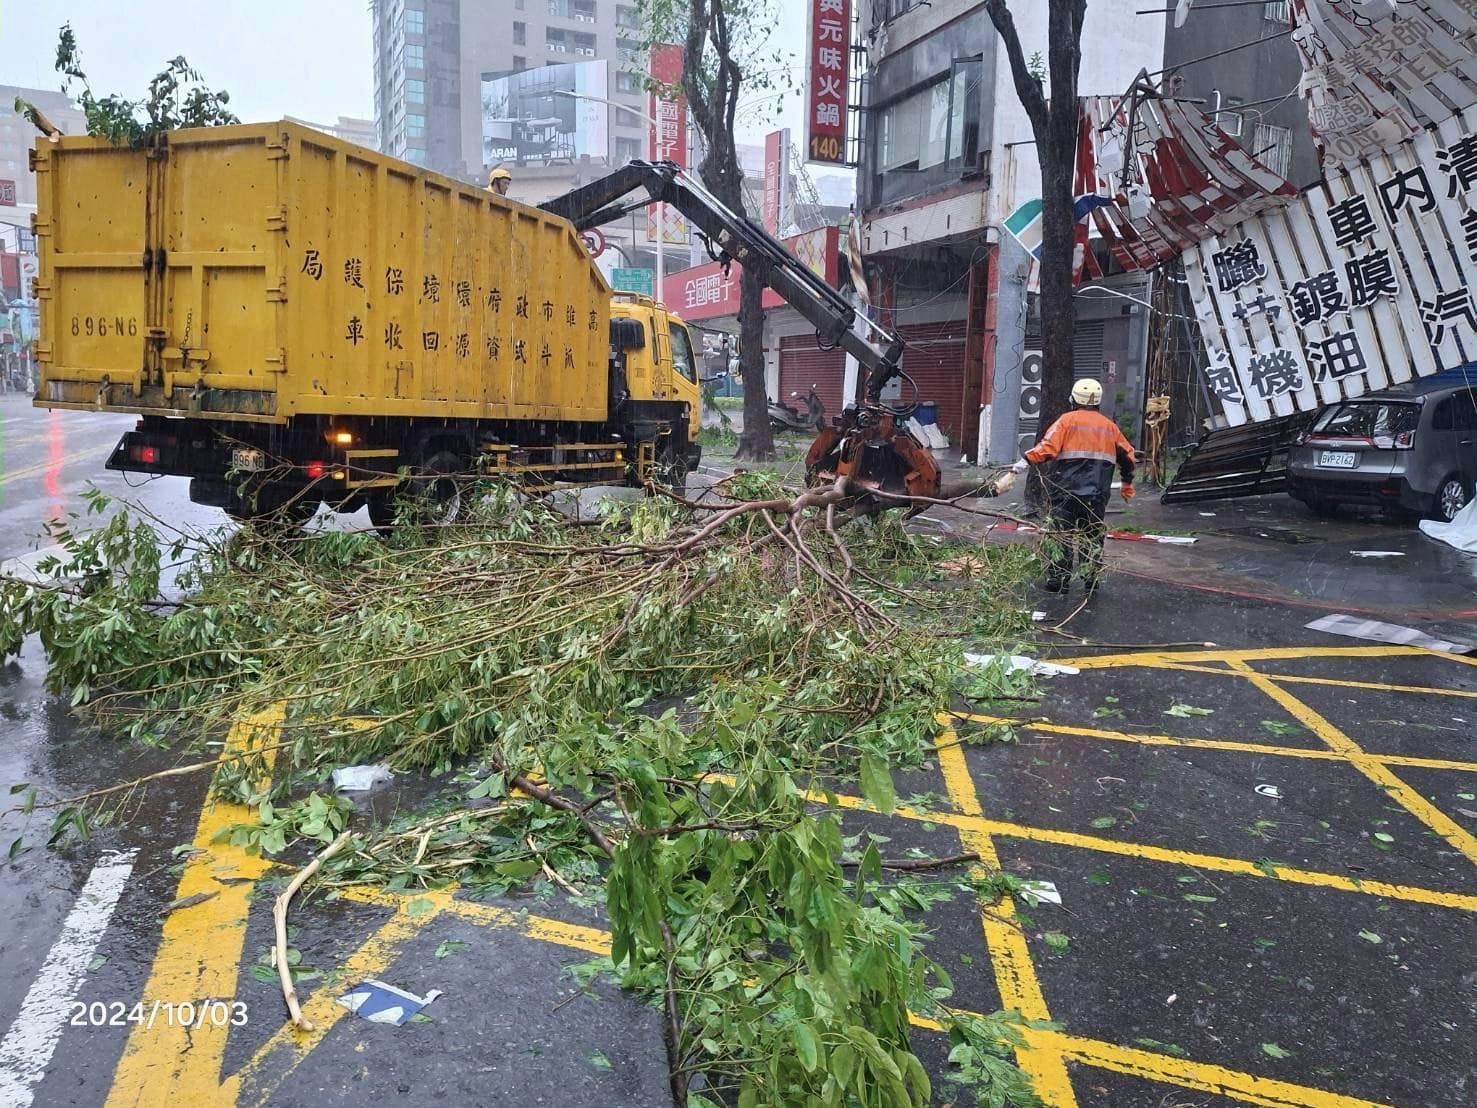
[985,0,1165,225]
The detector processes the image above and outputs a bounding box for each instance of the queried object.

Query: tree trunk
[734,267,774,460]
[1036,183,1077,441]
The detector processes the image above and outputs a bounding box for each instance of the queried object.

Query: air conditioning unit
[1017,347,1043,454]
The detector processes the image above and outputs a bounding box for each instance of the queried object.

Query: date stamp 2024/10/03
[68,1000,248,1029]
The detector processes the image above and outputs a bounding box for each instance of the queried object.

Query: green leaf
[1042,931,1070,953]
[1372,832,1394,843]
[1458,792,1475,801]
[1358,929,1382,944]
[1254,857,1278,877]
[794,1022,819,1071]
[1182,893,1217,903]
[435,940,468,959]
[406,897,435,917]
[1133,1037,1187,1058]
[249,963,278,984]
[1165,703,1214,718]
[1261,1042,1294,1059]
[859,753,896,813]
[589,1050,611,1070]
[1089,815,1117,830]
[1259,720,1304,737]
[8,782,30,795]
[1086,869,1110,885]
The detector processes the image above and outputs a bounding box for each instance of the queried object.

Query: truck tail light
[305,461,326,479]
[130,444,159,465]
[332,430,354,445]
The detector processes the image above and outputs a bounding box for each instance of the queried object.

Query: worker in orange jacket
[1011,378,1137,594]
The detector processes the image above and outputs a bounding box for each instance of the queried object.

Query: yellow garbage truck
[30,121,936,524]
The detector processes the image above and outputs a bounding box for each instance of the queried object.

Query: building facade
[1,88,87,211]
[371,0,648,181]
[1161,0,1320,190]
[286,116,380,151]
[854,0,1166,462]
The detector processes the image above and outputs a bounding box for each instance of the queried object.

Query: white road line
[0,849,138,1107]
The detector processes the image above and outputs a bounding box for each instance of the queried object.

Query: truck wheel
[410,450,466,526]
[656,434,690,497]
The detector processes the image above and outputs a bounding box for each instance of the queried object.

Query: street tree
[635,0,787,461]
[983,0,1088,454]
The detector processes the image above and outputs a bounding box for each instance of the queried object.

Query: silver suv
[1287,380,1477,522]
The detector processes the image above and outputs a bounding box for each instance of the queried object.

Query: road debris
[1350,550,1405,558]
[337,980,443,1026]
[1018,880,1062,907]
[1254,784,1283,799]
[964,653,1080,678]
[1305,614,1473,655]
[331,764,394,792]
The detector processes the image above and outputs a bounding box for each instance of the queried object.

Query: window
[616,71,642,93]
[405,113,425,138]
[1313,402,1419,437]
[1264,1,1290,22]
[405,78,425,104]
[572,1,597,22]
[1251,122,1292,179]
[548,29,568,52]
[513,55,526,71]
[884,0,917,18]
[1432,391,1477,432]
[514,21,526,44]
[669,324,696,383]
[515,0,524,8]
[405,148,426,166]
[574,33,596,55]
[404,42,424,69]
[616,4,639,29]
[615,136,643,163]
[404,7,423,34]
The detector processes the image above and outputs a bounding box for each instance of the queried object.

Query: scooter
[769,384,825,432]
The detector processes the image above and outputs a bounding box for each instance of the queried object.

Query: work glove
[1121,483,1136,501]
[1010,459,1029,474]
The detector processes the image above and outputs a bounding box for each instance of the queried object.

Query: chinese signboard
[804,0,851,165]
[0,180,15,207]
[762,129,792,236]
[648,44,690,245]
[661,227,838,321]
[1292,0,1477,168]
[1183,101,1477,426]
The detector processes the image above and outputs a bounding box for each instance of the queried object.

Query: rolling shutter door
[779,336,848,418]
[898,320,967,443]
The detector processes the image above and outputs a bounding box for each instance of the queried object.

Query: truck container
[32,121,699,523]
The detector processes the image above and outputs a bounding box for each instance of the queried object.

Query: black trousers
[1044,492,1108,586]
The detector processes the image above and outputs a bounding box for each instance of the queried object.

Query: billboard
[481,60,609,166]
[762,129,793,236]
[648,44,689,245]
[804,0,851,165]
[661,227,838,322]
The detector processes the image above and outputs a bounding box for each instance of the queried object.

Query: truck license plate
[1317,450,1358,469]
[232,448,266,472]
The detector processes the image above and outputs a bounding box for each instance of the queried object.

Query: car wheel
[1431,472,1471,523]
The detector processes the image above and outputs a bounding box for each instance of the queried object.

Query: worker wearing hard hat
[1011,378,1137,594]
[488,166,512,197]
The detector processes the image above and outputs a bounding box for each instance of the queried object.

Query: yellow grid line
[1229,659,1477,866]
[951,712,1477,775]
[1144,658,1477,700]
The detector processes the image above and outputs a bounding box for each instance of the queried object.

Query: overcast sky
[2,0,835,172]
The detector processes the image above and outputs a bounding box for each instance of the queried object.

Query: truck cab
[609,292,702,461]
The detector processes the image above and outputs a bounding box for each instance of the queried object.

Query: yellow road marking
[1231,660,1477,866]
[952,712,1477,775]
[823,790,1477,913]
[1048,1031,1389,1108]
[105,710,282,1108]
[223,889,454,1107]
[1145,658,1477,699]
[0,442,115,487]
[1065,645,1425,670]
[934,725,1080,1106]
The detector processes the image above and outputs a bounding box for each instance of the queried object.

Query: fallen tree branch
[839,851,980,872]
[274,829,353,1031]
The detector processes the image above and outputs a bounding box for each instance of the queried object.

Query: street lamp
[551,88,674,298]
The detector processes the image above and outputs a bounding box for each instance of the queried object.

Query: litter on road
[1018,880,1062,907]
[337,980,443,1026]
[963,653,1081,678]
[1254,784,1283,799]
[1419,497,1477,553]
[1350,550,1406,558]
[1305,613,1473,655]
[331,764,395,792]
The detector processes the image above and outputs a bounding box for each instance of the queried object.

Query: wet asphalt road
[0,400,1474,1106]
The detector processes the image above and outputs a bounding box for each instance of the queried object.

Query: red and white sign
[804,0,851,165]
[579,227,606,258]
[762,129,793,236]
[648,44,689,245]
[662,227,839,321]
[0,180,16,207]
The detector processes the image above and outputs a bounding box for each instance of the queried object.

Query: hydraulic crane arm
[541,161,906,404]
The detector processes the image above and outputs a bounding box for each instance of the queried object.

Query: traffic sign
[611,267,655,296]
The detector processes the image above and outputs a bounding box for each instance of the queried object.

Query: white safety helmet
[1071,378,1103,406]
